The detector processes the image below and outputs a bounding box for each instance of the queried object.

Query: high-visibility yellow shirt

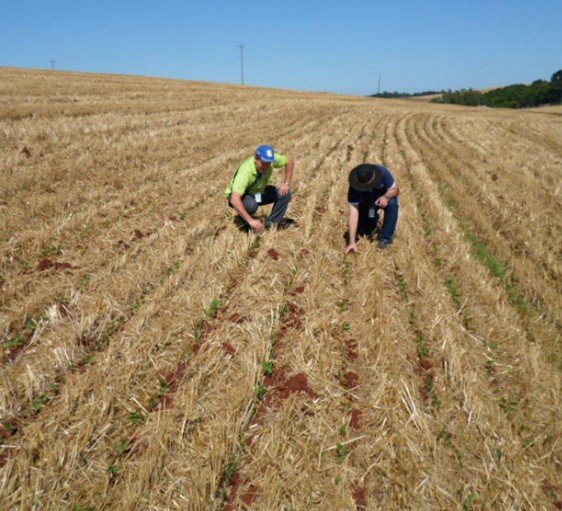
[225,154,288,197]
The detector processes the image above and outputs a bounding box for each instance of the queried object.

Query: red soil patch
[198,323,217,342]
[224,471,244,511]
[267,248,280,260]
[21,146,31,158]
[36,258,73,272]
[289,284,305,296]
[221,342,236,356]
[346,339,358,361]
[298,249,309,259]
[419,357,434,371]
[315,205,327,214]
[169,214,178,221]
[261,367,319,413]
[343,371,359,389]
[76,335,97,349]
[350,408,363,430]
[278,302,305,340]
[491,173,499,181]
[268,370,318,399]
[116,240,131,250]
[133,229,152,239]
[241,484,260,506]
[228,313,250,323]
[155,361,189,409]
[164,361,188,393]
[352,481,367,510]
[346,144,354,162]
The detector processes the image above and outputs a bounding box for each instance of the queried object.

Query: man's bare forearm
[283,158,295,185]
[230,193,254,224]
[348,205,359,241]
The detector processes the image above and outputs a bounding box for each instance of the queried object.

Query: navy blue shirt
[348,165,396,206]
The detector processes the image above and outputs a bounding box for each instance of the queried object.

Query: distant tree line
[431,69,562,109]
[368,90,441,98]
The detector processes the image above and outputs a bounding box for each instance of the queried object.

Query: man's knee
[242,196,258,215]
[281,190,292,202]
[387,197,399,211]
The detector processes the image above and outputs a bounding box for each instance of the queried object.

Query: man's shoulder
[273,153,288,167]
[238,156,257,173]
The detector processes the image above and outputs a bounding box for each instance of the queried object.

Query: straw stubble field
[0,67,560,510]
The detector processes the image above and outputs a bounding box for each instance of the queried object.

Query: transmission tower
[238,44,244,85]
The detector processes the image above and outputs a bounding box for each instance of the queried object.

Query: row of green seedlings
[430,115,556,287]
[337,256,367,511]
[395,123,520,415]
[102,236,263,488]
[394,263,479,510]
[410,116,550,336]
[222,134,359,502]
[217,266,303,507]
[380,140,477,504]
[392,144,526,509]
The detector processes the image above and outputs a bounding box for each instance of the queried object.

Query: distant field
[1,67,561,510]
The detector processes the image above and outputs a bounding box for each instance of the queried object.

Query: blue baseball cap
[255,145,275,163]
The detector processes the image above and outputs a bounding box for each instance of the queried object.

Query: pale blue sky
[1,0,560,95]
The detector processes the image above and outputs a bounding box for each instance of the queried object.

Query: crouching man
[346,163,399,253]
[225,145,295,233]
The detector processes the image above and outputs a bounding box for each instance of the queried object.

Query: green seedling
[445,277,462,309]
[72,504,94,511]
[225,459,238,485]
[254,384,267,400]
[165,261,180,276]
[107,463,119,477]
[499,396,517,416]
[206,299,222,318]
[129,407,145,425]
[337,299,349,312]
[431,394,442,410]
[415,334,429,358]
[336,443,348,462]
[485,359,495,376]
[37,245,61,260]
[6,335,26,350]
[342,321,351,331]
[262,360,274,377]
[462,492,476,510]
[31,394,48,413]
[179,210,187,220]
[437,424,452,446]
[339,425,347,438]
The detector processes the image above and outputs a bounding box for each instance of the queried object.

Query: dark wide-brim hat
[348,164,383,192]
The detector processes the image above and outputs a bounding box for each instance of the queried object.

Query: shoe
[379,239,393,249]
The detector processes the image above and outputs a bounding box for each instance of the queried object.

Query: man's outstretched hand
[249,219,265,233]
[346,242,357,255]
[277,183,290,196]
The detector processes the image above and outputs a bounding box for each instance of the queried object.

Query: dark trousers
[229,185,292,228]
[358,197,399,241]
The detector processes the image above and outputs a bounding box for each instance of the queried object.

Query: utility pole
[377,73,382,94]
[50,60,56,71]
[238,44,244,85]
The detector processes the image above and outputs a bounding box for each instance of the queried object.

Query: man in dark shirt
[346,163,399,253]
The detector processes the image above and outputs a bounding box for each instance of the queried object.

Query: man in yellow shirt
[225,145,295,233]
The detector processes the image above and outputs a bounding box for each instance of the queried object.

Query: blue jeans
[358,197,399,241]
[228,185,292,228]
